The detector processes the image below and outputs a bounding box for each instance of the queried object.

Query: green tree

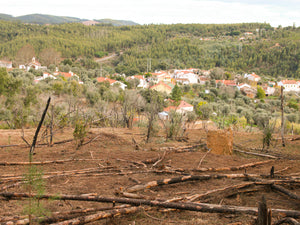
[171,84,182,103]
[0,68,9,95]
[256,86,265,99]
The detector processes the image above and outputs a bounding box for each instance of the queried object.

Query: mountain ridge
[0,13,139,26]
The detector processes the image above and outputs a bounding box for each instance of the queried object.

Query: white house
[173,70,199,84]
[34,72,57,83]
[278,80,300,92]
[127,75,148,88]
[244,73,261,82]
[237,83,251,90]
[262,85,275,96]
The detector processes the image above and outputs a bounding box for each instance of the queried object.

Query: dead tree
[281,86,285,147]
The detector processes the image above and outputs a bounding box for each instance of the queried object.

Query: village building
[278,80,300,92]
[237,83,251,90]
[150,81,174,95]
[0,60,12,69]
[19,57,47,71]
[96,77,127,90]
[127,75,148,88]
[262,84,275,96]
[244,73,261,82]
[54,71,83,84]
[173,69,199,84]
[34,72,57,83]
[199,76,210,85]
[216,80,236,87]
[240,86,257,98]
[151,71,170,83]
[158,100,194,120]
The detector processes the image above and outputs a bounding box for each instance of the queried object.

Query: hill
[95,18,139,26]
[16,14,83,24]
[0,13,16,21]
[0,13,139,26]
[0,20,299,78]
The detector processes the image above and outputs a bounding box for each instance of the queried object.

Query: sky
[2,0,300,27]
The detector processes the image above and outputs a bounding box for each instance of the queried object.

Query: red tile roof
[163,100,193,112]
[96,77,116,84]
[58,72,73,78]
[249,73,260,79]
[216,80,236,86]
[150,81,172,90]
[282,80,297,84]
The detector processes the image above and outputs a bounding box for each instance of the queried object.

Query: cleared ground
[0,127,299,224]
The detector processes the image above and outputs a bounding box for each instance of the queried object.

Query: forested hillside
[0,20,299,78]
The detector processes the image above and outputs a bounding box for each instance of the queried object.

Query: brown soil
[0,127,300,224]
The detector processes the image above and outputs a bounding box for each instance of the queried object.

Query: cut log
[193,160,274,172]
[233,149,278,159]
[0,158,104,166]
[49,206,142,225]
[291,137,300,141]
[271,184,300,201]
[114,158,147,168]
[186,182,256,202]
[1,192,300,218]
[0,144,19,148]
[39,205,131,224]
[246,176,300,202]
[126,173,262,193]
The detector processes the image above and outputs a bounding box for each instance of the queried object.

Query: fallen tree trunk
[0,205,133,225]
[193,160,274,172]
[126,173,263,193]
[271,184,300,201]
[0,144,19,148]
[1,192,300,218]
[0,158,103,166]
[246,176,300,201]
[233,149,278,159]
[49,206,142,225]
[186,182,256,202]
[39,205,132,224]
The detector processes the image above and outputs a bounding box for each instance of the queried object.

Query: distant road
[95,52,123,63]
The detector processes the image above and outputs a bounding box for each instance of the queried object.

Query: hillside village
[1,56,299,130]
[1,57,299,96]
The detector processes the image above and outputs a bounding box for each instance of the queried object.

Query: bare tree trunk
[281,86,285,147]
[49,105,54,146]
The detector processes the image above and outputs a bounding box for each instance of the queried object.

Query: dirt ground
[0,126,299,224]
